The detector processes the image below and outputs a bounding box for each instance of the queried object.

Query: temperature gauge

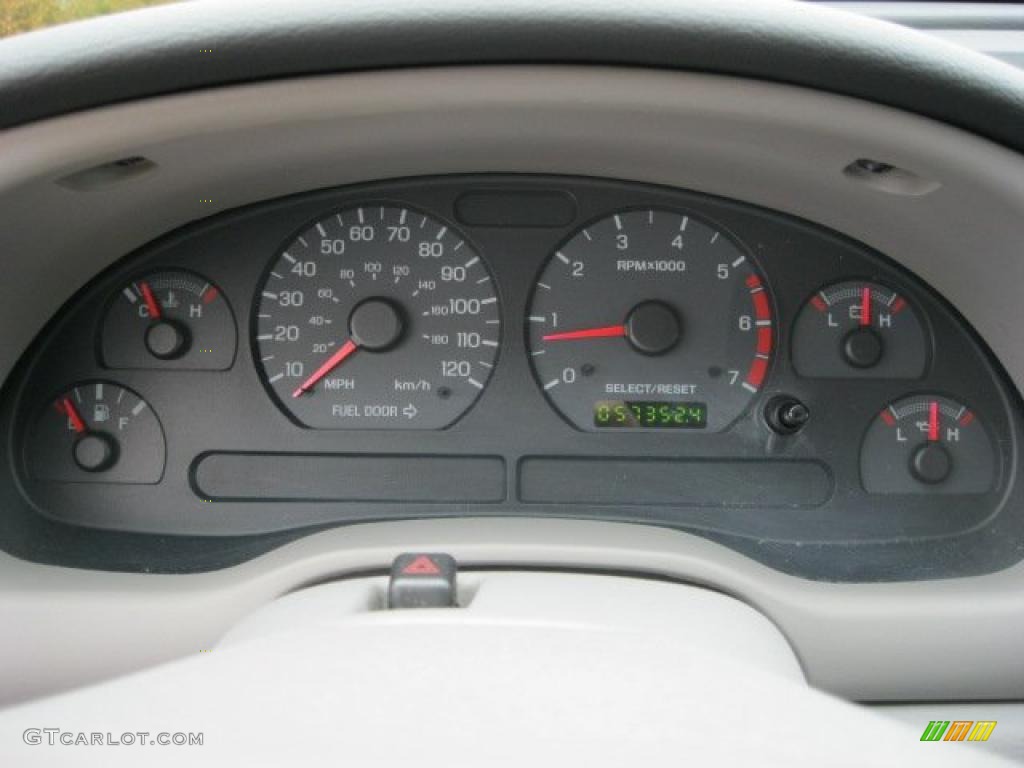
[101,270,236,369]
[860,395,995,494]
[26,381,166,483]
[792,280,926,378]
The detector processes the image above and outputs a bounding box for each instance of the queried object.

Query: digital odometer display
[254,205,500,429]
[594,401,708,429]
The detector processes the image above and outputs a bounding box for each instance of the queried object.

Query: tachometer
[527,209,772,432]
[255,205,500,429]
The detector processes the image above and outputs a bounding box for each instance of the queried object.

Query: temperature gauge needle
[140,281,161,320]
[928,400,940,442]
[60,397,87,434]
[292,339,359,398]
[543,324,627,342]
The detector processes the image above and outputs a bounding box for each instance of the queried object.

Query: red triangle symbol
[402,555,441,575]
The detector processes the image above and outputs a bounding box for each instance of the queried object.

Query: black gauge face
[101,270,236,369]
[792,280,927,378]
[255,205,500,429]
[527,209,773,432]
[26,381,166,483]
[860,395,995,494]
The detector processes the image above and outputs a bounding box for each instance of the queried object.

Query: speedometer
[527,209,773,432]
[255,205,500,429]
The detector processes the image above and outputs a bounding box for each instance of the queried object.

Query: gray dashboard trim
[1,517,1023,706]
[1,0,1023,155]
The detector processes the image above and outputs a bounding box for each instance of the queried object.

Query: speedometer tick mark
[468,378,484,390]
[480,297,497,305]
[556,251,570,265]
[613,215,623,230]
[316,223,326,237]
[454,241,464,251]
[464,256,480,268]
[544,379,560,390]
[436,226,447,240]
[710,232,720,244]
[731,256,746,268]
[298,236,308,247]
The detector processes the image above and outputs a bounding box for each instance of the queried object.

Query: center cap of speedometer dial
[348,298,405,351]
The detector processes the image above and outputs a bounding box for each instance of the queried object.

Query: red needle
[140,281,161,320]
[292,339,359,398]
[860,286,871,327]
[61,397,86,434]
[543,324,627,342]
[928,400,940,442]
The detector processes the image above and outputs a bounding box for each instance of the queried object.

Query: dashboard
[4,174,1022,580]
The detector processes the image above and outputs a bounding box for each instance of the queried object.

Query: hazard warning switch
[388,553,458,609]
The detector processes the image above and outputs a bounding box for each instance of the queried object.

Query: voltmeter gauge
[101,270,236,369]
[792,281,926,378]
[26,381,166,484]
[860,395,995,494]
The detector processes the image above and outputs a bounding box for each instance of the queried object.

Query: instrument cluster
[2,175,1021,580]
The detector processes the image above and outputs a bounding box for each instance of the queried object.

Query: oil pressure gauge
[792,280,927,378]
[860,395,995,494]
[101,270,236,369]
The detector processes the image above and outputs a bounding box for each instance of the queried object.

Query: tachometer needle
[860,286,871,327]
[60,397,87,434]
[543,324,627,342]
[292,339,359,398]
[140,281,161,320]
[928,400,940,442]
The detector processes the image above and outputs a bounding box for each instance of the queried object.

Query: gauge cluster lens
[255,206,500,429]
[792,280,927,378]
[527,209,772,432]
[101,270,236,369]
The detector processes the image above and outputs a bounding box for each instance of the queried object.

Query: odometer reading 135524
[255,206,500,429]
[528,209,773,432]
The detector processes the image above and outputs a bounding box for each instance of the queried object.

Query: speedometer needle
[542,324,627,342]
[292,339,359,398]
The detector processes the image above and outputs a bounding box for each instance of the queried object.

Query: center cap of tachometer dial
[348,298,405,352]
[625,301,681,356]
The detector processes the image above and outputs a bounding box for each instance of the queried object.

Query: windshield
[1,0,178,37]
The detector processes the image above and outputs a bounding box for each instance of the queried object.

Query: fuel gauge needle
[60,397,87,434]
[543,324,627,342]
[292,339,359,398]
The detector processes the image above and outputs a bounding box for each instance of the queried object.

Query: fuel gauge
[792,280,927,378]
[101,270,236,369]
[860,395,995,494]
[26,381,166,484]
